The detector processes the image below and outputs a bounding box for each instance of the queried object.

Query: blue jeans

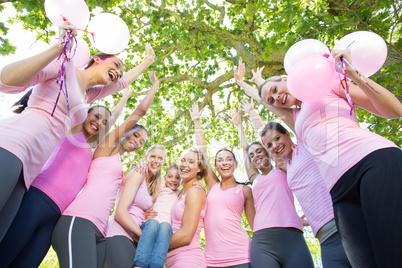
[132,219,173,268]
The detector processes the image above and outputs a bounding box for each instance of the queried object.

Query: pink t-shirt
[252,168,302,233]
[0,59,128,189]
[285,136,334,236]
[166,182,207,268]
[63,153,124,237]
[293,82,398,190]
[151,186,179,224]
[106,177,153,241]
[31,132,92,213]
[204,183,251,267]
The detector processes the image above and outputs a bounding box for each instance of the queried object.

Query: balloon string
[341,58,380,94]
[338,59,355,116]
[77,29,95,43]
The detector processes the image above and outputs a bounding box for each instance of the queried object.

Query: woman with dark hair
[0,89,132,268]
[230,109,314,268]
[190,103,254,268]
[0,21,155,241]
[51,72,158,268]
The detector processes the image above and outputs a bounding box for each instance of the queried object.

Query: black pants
[331,147,402,268]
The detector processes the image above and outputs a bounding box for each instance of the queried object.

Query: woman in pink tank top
[166,148,208,268]
[51,72,159,268]
[0,21,155,242]
[190,103,255,268]
[235,46,402,267]
[104,144,166,268]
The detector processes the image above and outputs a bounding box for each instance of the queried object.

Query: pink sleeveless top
[152,186,179,224]
[293,81,398,190]
[63,153,124,237]
[252,168,302,232]
[0,59,128,189]
[106,177,153,241]
[31,132,92,213]
[166,182,207,268]
[204,183,251,266]
[285,137,334,236]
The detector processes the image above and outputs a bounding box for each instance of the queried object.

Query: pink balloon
[284,39,330,74]
[287,55,335,103]
[332,31,387,77]
[71,36,90,69]
[44,0,89,30]
[87,13,130,54]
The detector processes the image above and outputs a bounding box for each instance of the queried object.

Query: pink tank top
[293,81,398,190]
[106,177,153,241]
[31,132,92,213]
[285,137,334,236]
[152,186,179,224]
[252,168,302,232]
[204,183,251,266]
[166,182,207,268]
[63,153,124,237]
[0,60,128,189]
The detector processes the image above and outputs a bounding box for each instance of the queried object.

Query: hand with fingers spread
[230,109,242,127]
[145,43,155,63]
[234,59,246,83]
[240,98,255,115]
[134,161,148,176]
[250,66,265,86]
[190,103,204,122]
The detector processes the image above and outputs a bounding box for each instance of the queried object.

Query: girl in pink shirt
[0,21,155,241]
[104,144,166,268]
[239,47,402,267]
[51,72,159,268]
[190,103,255,268]
[166,148,208,268]
[0,90,132,267]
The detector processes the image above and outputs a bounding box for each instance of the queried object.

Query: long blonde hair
[145,144,166,202]
[185,147,208,181]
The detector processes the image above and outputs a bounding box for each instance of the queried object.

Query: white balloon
[44,0,89,30]
[71,36,90,68]
[87,13,130,54]
[284,39,330,74]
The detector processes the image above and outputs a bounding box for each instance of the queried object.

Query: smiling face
[215,150,237,180]
[121,127,148,153]
[178,151,201,182]
[147,148,165,174]
[92,56,124,86]
[165,167,181,191]
[260,77,299,108]
[261,129,293,159]
[248,143,271,170]
[83,106,110,136]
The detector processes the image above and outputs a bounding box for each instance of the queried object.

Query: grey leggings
[104,235,136,268]
[51,216,106,268]
[250,227,314,268]
[0,147,25,243]
[208,263,251,268]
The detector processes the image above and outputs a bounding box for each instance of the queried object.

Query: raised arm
[230,109,259,183]
[243,186,255,231]
[240,99,265,137]
[122,43,155,85]
[107,88,134,129]
[234,59,295,131]
[190,103,219,192]
[333,48,402,119]
[1,22,76,87]
[169,187,206,250]
[115,170,144,237]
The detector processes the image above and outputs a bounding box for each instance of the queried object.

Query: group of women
[0,21,401,268]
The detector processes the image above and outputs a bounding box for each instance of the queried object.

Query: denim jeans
[132,219,173,268]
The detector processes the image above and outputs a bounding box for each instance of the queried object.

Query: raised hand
[234,59,246,83]
[145,43,155,62]
[240,98,255,115]
[190,102,204,122]
[250,66,265,84]
[58,21,78,50]
[149,71,159,85]
[230,109,241,127]
[331,48,353,76]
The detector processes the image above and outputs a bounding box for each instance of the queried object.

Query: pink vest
[285,137,334,236]
[166,182,207,268]
[152,186,179,224]
[63,153,124,237]
[204,183,251,266]
[252,168,302,232]
[106,177,153,241]
[32,132,92,213]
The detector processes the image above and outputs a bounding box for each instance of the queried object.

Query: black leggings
[0,147,24,243]
[331,147,402,268]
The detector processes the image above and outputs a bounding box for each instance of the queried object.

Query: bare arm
[240,99,265,137]
[1,22,76,87]
[243,186,255,231]
[169,187,206,250]
[190,103,219,192]
[122,43,155,85]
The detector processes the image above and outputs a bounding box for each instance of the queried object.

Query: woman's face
[147,148,165,174]
[260,77,298,108]
[215,150,237,179]
[248,143,270,169]
[83,107,110,136]
[121,127,148,152]
[165,168,181,191]
[178,151,201,182]
[93,56,124,86]
[261,129,293,159]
